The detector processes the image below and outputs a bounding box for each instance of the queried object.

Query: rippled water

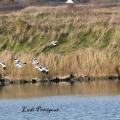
[0,96,120,120]
[1,80,120,120]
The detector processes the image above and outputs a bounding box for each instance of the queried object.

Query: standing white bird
[0,62,6,70]
[32,58,39,65]
[66,0,74,4]
[49,41,58,46]
[14,59,27,68]
[35,65,49,75]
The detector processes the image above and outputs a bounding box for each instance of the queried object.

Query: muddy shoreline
[0,74,119,87]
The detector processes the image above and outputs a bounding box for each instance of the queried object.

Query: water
[1,80,120,120]
[0,96,120,120]
[0,80,120,99]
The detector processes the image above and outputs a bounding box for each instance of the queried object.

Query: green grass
[0,6,120,54]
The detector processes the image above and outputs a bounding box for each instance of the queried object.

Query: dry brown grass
[0,48,120,80]
[0,5,120,80]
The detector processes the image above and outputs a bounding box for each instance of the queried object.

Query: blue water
[0,95,120,120]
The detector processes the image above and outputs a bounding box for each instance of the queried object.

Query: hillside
[0,5,120,53]
[0,5,120,80]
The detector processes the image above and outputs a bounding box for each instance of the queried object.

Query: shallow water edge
[0,74,120,87]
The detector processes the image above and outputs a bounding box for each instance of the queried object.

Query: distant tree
[90,0,120,4]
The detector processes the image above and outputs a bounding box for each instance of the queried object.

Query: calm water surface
[0,80,120,120]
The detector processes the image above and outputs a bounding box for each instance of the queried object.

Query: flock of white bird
[15,58,49,75]
[0,58,49,75]
[0,40,59,75]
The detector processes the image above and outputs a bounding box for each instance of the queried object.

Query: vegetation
[0,5,120,80]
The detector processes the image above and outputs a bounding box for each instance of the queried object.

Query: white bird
[32,58,39,65]
[14,59,27,68]
[35,65,49,75]
[16,61,27,68]
[66,0,74,4]
[0,62,6,70]
[49,41,58,46]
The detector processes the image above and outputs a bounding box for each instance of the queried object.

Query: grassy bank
[0,5,120,80]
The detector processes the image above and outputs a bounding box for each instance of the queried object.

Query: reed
[0,48,120,80]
